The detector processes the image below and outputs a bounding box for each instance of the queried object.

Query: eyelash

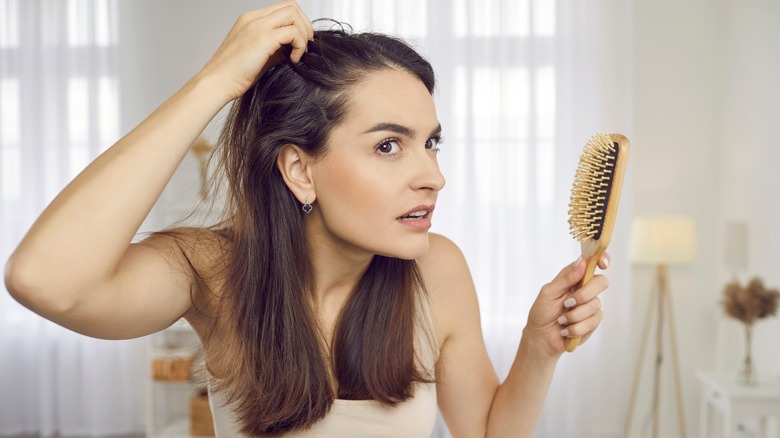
[427,135,443,152]
[375,136,443,158]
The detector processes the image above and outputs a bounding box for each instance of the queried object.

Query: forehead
[336,69,438,134]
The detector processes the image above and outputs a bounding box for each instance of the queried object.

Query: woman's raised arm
[3,1,313,339]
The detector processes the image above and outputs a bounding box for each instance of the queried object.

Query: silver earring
[302,197,313,214]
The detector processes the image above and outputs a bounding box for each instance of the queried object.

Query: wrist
[520,327,563,366]
[187,70,240,108]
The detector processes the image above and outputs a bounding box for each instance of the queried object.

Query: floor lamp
[623,216,697,438]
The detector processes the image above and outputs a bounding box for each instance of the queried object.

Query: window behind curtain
[1,0,119,335]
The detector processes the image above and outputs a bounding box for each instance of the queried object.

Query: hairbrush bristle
[568,133,618,241]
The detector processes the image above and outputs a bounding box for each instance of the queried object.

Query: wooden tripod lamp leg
[660,265,687,438]
[653,265,664,438]
[623,268,660,438]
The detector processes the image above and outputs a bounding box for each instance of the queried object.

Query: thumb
[541,256,585,300]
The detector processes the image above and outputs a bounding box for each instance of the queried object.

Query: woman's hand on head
[524,253,610,358]
[197,0,314,102]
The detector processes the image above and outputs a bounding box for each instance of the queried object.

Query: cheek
[312,155,430,259]
[314,159,420,253]
[318,162,392,222]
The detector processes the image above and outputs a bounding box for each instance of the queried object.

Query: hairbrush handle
[564,240,603,352]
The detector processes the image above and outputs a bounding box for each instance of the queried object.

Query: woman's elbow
[4,254,77,316]
[5,253,32,298]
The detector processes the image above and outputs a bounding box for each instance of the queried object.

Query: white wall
[117,0,259,230]
[716,0,780,377]
[118,0,255,126]
[631,0,780,436]
[630,0,723,435]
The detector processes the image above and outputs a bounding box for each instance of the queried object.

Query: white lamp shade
[629,216,697,266]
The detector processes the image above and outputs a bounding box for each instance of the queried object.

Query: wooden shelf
[147,318,209,437]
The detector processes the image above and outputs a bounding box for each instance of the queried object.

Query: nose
[410,149,446,192]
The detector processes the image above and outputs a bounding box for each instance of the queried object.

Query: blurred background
[1,0,778,437]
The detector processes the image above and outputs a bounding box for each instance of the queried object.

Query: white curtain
[0,0,147,435]
[301,1,634,436]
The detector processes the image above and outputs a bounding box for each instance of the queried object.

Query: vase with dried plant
[720,277,780,384]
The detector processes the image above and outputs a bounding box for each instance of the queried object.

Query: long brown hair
[186,27,438,435]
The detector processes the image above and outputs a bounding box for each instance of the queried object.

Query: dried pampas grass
[721,277,780,325]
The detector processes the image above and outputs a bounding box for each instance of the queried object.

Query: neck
[304,216,374,311]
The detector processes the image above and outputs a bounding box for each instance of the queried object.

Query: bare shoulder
[417,233,469,281]
[417,233,478,346]
[417,236,498,436]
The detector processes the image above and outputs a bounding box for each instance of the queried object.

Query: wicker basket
[190,395,215,436]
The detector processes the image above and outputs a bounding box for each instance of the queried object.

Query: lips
[396,204,435,220]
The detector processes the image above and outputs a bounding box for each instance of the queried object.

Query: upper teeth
[407,210,426,217]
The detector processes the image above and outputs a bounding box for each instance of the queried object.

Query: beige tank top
[208,297,440,437]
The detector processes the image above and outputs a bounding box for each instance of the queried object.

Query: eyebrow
[362,122,442,138]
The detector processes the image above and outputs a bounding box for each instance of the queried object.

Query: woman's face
[308,68,446,261]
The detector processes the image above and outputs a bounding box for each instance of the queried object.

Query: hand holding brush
[563,133,630,352]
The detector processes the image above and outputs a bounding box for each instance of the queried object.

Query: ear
[276,144,316,204]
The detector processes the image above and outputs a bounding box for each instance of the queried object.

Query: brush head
[568,133,621,242]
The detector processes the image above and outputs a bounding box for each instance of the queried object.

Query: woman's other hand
[524,253,610,357]
[197,0,314,102]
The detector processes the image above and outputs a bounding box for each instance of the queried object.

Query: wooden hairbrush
[565,133,630,352]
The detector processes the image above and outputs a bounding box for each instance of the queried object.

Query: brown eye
[376,139,401,156]
[426,137,441,150]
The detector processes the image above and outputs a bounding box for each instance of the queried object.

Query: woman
[4,1,609,436]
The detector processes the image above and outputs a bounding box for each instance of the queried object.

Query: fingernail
[561,328,570,337]
[572,256,582,268]
[602,257,609,268]
[564,297,577,308]
[558,315,568,325]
